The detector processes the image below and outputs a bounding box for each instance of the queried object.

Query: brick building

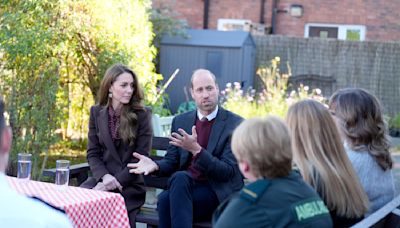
[152,0,400,42]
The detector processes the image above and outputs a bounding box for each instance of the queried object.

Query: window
[305,23,366,41]
[346,29,361,41]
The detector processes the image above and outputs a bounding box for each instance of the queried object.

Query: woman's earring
[108,92,112,98]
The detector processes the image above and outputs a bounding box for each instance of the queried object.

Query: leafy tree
[0,0,65,178]
[150,2,189,51]
[58,0,160,139]
[147,2,189,116]
[0,0,159,179]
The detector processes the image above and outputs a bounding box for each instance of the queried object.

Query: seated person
[0,96,72,227]
[80,64,152,228]
[128,69,243,227]
[286,99,368,227]
[329,88,396,215]
[212,116,333,228]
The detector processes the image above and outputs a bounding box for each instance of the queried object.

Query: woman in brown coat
[81,63,152,227]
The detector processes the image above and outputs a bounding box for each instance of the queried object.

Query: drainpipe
[203,0,210,29]
[260,0,266,24]
[270,0,278,34]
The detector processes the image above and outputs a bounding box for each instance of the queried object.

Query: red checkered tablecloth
[6,176,130,228]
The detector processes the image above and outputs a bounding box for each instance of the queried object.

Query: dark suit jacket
[155,107,244,202]
[85,105,152,211]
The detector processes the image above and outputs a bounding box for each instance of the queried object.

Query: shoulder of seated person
[17,196,71,226]
[29,196,66,214]
[30,203,71,226]
[176,110,192,118]
[240,179,270,203]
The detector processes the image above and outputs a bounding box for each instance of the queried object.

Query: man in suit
[0,96,72,227]
[128,69,243,228]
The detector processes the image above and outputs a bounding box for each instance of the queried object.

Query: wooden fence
[254,35,400,115]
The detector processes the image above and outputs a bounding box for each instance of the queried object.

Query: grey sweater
[345,145,396,216]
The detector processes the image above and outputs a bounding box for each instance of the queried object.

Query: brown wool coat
[84,105,152,211]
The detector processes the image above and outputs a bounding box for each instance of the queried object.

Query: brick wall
[152,0,400,41]
[152,0,272,29]
[207,0,272,29]
[152,0,204,28]
[275,0,400,41]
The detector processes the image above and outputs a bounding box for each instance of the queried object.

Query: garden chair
[152,114,174,156]
[351,194,400,227]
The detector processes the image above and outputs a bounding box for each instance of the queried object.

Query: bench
[42,137,170,187]
[152,114,174,156]
[351,194,400,228]
[42,162,90,185]
[42,136,211,228]
[137,206,212,228]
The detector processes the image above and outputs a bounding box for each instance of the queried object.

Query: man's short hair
[231,116,293,179]
[190,69,218,88]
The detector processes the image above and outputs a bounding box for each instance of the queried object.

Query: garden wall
[254,35,400,115]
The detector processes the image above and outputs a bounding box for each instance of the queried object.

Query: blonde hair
[329,88,392,171]
[231,116,292,179]
[287,100,368,218]
[97,63,144,146]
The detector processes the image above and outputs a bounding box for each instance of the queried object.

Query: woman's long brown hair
[97,63,144,146]
[329,88,393,171]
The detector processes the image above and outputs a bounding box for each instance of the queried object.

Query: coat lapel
[183,111,197,133]
[179,111,197,163]
[98,107,121,163]
[206,107,226,154]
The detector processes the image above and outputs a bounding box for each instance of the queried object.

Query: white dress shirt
[197,106,219,121]
[0,173,73,228]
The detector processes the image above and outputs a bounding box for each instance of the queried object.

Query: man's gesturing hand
[169,126,202,155]
[128,152,158,175]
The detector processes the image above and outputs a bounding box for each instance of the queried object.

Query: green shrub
[389,113,400,129]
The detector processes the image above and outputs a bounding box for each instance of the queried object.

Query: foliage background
[222,57,325,119]
[0,0,171,179]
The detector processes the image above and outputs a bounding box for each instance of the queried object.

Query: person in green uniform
[212,116,333,228]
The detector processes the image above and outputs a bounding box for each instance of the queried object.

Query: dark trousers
[157,171,219,228]
[129,208,139,228]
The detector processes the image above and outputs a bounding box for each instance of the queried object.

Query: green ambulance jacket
[212,170,333,228]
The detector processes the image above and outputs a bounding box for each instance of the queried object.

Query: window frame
[304,23,366,41]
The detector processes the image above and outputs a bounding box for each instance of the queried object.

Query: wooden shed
[159,29,256,113]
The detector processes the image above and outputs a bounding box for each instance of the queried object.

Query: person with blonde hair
[287,99,369,227]
[329,88,396,215]
[213,116,332,228]
[80,63,153,227]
